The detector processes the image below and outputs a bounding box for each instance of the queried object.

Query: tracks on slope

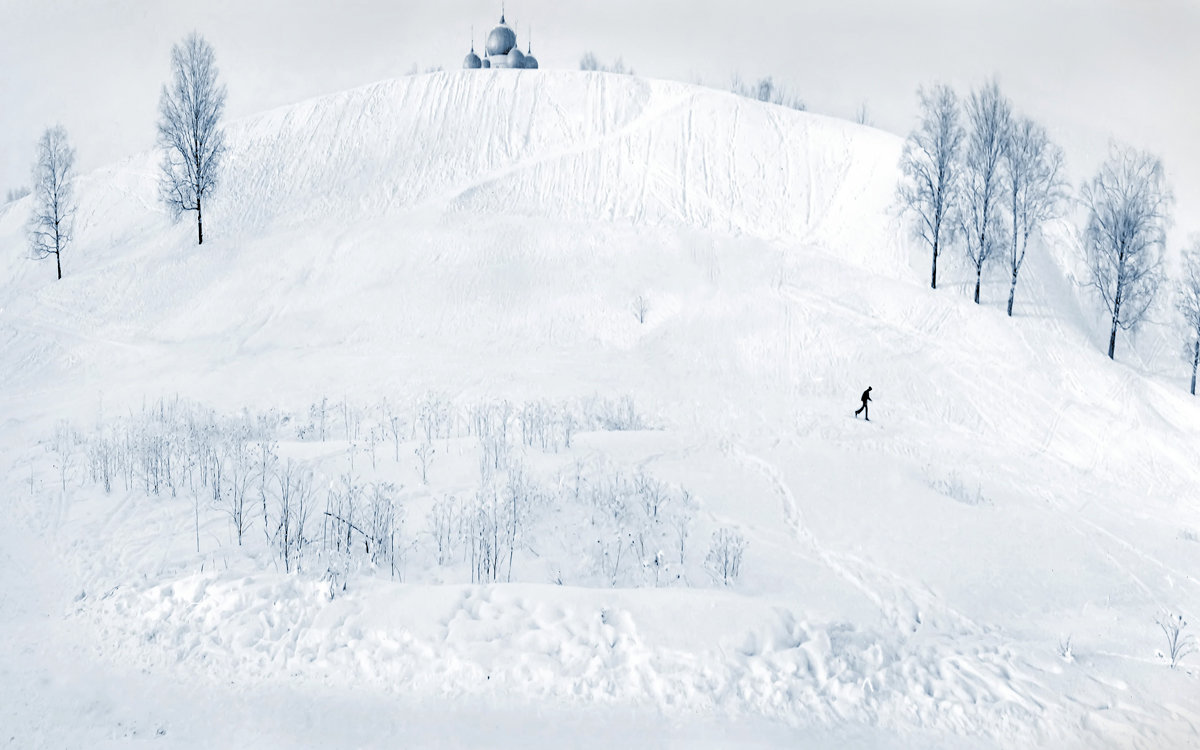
[725,439,982,637]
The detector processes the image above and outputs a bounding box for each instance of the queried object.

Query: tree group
[24,32,226,279]
[900,80,1196,391]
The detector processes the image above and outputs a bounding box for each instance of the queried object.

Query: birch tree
[960,81,1012,304]
[28,126,77,280]
[1081,144,1172,360]
[1001,117,1066,316]
[899,84,964,289]
[158,32,227,245]
[1176,239,1200,394]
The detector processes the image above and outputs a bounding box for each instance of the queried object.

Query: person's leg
[865,403,869,420]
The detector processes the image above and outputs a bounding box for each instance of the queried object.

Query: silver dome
[485,17,517,56]
[523,55,538,69]
[464,50,482,69]
[507,46,525,67]
[482,57,491,68]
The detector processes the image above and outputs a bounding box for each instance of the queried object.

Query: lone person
[854,386,872,420]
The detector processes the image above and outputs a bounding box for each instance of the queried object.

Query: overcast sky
[3,0,1198,242]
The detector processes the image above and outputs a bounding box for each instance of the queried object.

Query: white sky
[3,0,1199,242]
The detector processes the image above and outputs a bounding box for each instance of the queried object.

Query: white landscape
[2,6,1200,750]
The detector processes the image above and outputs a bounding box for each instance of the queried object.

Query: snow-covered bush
[1057,634,1074,663]
[705,527,747,586]
[275,460,313,573]
[429,495,463,566]
[930,469,988,506]
[60,394,676,589]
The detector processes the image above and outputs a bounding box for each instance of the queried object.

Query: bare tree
[960,81,1012,304]
[158,32,227,245]
[1081,144,1172,360]
[1176,239,1200,394]
[28,126,77,280]
[899,84,964,290]
[1001,117,1066,316]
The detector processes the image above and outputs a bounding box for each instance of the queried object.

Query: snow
[1,70,1197,748]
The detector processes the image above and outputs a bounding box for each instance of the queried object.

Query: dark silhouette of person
[854,386,872,420]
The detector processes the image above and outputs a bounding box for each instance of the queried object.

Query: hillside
[0,70,1197,749]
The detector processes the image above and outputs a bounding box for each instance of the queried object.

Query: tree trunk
[196,195,204,245]
[1107,310,1120,360]
[931,237,938,290]
[1191,338,1199,395]
[974,261,982,304]
[55,249,62,280]
[926,225,936,286]
[1007,269,1018,316]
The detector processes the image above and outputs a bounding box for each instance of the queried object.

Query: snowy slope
[0,71,1197,749]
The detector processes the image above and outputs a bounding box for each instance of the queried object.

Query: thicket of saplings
[49,395,747,594]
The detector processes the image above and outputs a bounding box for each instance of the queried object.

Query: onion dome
[485,14,517,56]
[482,57,491,69]
[523,36,538,69]
[464,48,482,69]
[507,46,525,68]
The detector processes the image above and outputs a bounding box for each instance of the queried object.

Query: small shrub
[1156,610,1196,669]
[705,527,747,586]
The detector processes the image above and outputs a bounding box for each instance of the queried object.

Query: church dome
[482,57,491,68]
[485,16,517,56]
[507,46,525,67]
[523,54,538,69]
[463,49,482,69]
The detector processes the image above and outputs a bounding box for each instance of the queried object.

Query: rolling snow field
[1,71,1198,748]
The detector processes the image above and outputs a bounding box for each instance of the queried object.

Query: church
[463,11,539,70]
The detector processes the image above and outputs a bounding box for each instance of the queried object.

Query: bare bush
[1057,634,1074,663]
[580,52,633,75]
[633,294,649,324]
[276,459,313,573]
[930,469,987,506]
[430,495,463,566]
[1156,610,1195,669]
[414,441,435,484]
[729,74,805,111]
[705,527,747,586]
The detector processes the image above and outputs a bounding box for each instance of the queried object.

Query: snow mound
[217,71,905,268]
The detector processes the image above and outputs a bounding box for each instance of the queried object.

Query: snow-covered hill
[1,70,1197,749]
